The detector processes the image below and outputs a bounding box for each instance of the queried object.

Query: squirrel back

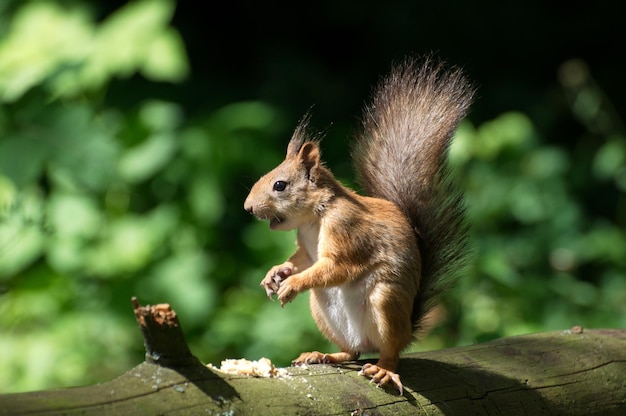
[352,57,475,331]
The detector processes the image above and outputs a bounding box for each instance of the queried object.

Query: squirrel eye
[273,181,288,192]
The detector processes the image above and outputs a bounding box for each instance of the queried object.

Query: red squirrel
[244,57,474,394]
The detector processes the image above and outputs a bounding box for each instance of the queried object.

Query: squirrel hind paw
[292,351,331,365]
[359,363,404,396]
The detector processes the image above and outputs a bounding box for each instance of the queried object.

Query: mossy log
[0,298,624,415]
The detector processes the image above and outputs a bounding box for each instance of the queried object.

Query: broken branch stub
[131,296,199,367]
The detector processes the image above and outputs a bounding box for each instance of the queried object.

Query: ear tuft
[286,112,313,158]
[285,110,323,181]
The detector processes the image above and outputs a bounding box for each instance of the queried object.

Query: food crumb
[207,357,289,378]
[571,325,583,334]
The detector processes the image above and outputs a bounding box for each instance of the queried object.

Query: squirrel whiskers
[244,56,474,394]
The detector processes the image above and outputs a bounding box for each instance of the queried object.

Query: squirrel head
[244,121,328,231]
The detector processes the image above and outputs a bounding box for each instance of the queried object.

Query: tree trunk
[1,299,624,415]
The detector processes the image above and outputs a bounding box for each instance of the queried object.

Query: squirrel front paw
[260,264,293,299]
[276,277,300,306]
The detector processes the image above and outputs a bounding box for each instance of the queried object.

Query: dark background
[173,3,622,118]
[100,1,624,130]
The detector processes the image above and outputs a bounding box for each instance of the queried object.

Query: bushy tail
[352,56,475,331]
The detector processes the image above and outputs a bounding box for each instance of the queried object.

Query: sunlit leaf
[118,133,178,183]
[592,139,626,180]
[0,0,188,100]
[188,175,224,225]
[0,176,17,209]
[210,101,277,132]
[523,147,569,178]
[0,190,46,277]
[47,192,101,239]
[84,0,188,87]
[0,2,91,101]
[85,205,178,276]
[143,28,189,82]
[144,251,216,326]
[473,112,535,160]
[139,100,183,131]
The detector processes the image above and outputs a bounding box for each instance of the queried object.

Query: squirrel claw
[264,287,276,300]
[260,280,277,300]
[359,364,403,396]
[277,280,298,306]
[260,266,292,301]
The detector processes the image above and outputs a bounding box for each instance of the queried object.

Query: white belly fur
[298,223,377,353]
[312,277,377,354]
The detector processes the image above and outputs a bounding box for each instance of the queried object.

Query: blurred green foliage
[1,0,625,394]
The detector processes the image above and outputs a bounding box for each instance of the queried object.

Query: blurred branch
[0,299,624,415]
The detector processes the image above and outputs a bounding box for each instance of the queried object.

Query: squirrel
[243,56,474,395]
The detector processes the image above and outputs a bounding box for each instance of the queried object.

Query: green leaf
[118,132,178,183]
[0,191,46,277]
[592,139,626,180]
[143,28,189,82]
[0,2,91,101]
[84,205,178,276]
[47,192,101,239]
[85,0,188,87]
[0,137,48,186]
[139,100,183,131]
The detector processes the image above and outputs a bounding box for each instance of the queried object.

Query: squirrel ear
[298,142,321,181]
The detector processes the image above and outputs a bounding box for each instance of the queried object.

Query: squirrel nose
[244,200,253,215]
